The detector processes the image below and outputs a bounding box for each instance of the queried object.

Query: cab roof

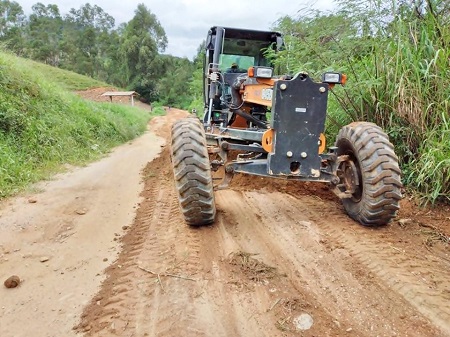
[209,26,282,42]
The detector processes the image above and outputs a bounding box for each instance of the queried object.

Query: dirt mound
[230,174,339,202]
[74,87,116,102]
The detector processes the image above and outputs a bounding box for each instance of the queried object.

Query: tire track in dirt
[229,171,449,336]
[77,147,348,336]
[76,150,208,336]
[210,190,353,336]
[316,208,450,336]
[215,189,444,336]
[256,190,450,336]
[77,151,448,336]
[75,160,163,334]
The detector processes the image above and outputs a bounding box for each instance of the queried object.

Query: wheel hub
[336,155,362,201]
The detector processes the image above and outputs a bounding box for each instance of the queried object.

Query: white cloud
[17,0,335,59]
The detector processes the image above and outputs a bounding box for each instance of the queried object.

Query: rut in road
[314,207,450,334]
[76,144,448,337]
[76,148,349,336]
[75,150,205,336]
[231,174,450,335]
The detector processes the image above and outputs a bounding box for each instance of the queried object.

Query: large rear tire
[335,122,402,226]
[171,117,216,226]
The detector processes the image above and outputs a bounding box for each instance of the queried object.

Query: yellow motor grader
[171,26,402,227]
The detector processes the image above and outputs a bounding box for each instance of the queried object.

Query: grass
[148,101,169,116]
[407,114,450,204]
[273,3,450,205]
[0,51,155,199]
[352,7,450,205]
[23,58,110,90]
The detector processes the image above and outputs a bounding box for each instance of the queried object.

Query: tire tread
[336,122,402,226]
[171,117,216,226]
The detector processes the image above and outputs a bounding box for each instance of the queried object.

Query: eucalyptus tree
[62,3,115,77]
[0,0,25,53]
[119,3,167,101]
[27,3,63,65]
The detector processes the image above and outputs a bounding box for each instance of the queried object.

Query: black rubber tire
[335,122,402,226]
[171,117,216,226]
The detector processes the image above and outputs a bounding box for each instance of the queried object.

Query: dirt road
[1,109,449,337]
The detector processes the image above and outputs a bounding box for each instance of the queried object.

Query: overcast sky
[17,0,335,59]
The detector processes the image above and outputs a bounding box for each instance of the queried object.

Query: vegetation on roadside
[271,0,449,205]
[28,59,110,91]
[0,51,151,198]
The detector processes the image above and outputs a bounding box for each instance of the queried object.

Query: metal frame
[203,26,351,194]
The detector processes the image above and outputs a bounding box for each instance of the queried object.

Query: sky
[17,0,335,60]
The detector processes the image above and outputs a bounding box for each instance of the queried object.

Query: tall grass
[410,112,450,203]
[0,51,151,198]
[340,1,450,204]
[274,0,450,204]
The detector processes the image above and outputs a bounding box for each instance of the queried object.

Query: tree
[156,55,194,108]
[0,0,25,54]
[119,4,167,101]
[27,3,63,65]
[186,42,206,112]
[62,3,115,77]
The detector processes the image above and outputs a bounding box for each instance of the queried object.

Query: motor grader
[171,26,402,227]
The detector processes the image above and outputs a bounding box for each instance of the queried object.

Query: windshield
[219,55,254,72]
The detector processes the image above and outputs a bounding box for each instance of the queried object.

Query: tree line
[0,1,195,106]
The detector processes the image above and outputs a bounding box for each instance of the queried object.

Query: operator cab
[203,26,283,127]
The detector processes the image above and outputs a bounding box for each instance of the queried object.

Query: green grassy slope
[0,52,154,198]
[28,58,111,91]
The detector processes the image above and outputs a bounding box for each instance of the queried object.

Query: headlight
[249,66,273,79]
[322,72,346,84]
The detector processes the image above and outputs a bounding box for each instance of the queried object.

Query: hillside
[0,52,154,199]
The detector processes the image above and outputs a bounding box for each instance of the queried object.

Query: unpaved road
[1,109,449,337]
